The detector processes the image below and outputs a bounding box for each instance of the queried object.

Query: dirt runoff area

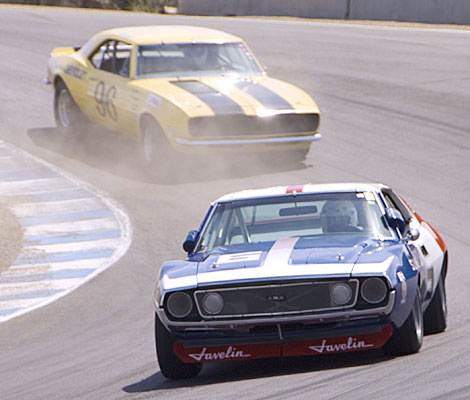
[0,201,23,273]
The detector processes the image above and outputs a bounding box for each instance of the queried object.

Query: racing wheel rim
[413,293,424,343]
[142,126,154,163]
[57,88,72,128]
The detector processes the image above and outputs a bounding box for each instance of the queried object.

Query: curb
[0,140,132,323]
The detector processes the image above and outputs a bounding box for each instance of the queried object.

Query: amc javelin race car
[154,183,448,379]
[45,26,321,164]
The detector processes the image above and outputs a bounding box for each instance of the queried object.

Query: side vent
[421,245,429,257]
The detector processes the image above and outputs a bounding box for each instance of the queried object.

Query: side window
[89,40,132,77]
[90,41,109,69]
[381,189,412,234]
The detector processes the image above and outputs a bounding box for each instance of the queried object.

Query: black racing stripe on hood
[172,81,244,115]
[235,81,293,110]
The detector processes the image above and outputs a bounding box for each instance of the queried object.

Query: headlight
[330,282,353,305]
[167,292,193,318]
[202,292,224,315]
[361,278,387,304]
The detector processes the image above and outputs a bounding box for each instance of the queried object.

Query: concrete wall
[350,0,470,25]
[178,0,349,19]
[178,0,470,25]
[0,0,116,8]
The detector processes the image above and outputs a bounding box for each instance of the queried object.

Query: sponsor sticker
[146,94,163,109]
[308,337,374,354]
[64,65,86,80]
[174,343,280,363]
[283,326,393,357]
[217,251,262,265]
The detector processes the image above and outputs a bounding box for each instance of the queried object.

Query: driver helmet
[187,44,209,68]
[321,200,359,233]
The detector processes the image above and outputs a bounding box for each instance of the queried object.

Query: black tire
[155,314,202,380]
[424,273,447,334]
[54,79,87,136]
[383,291,423,356]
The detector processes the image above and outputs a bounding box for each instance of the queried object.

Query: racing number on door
[94,81,117,121]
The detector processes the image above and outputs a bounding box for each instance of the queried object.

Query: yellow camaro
[45,25,321,164]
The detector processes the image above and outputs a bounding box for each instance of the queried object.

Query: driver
[186,44,210,69]
[186,44,224,70]
[321,200,361,233]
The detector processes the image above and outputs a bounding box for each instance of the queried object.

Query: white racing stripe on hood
[263,237,299,271]
[198,237,354,285]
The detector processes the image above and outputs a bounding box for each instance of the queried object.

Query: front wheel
[424,273,447,334]
[140,117,177,175]
[54,80,87,136]
[383,291,423,356]
[155,314,202,380]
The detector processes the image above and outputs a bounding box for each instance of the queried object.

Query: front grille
[194,280,358,319]
[188,113,319,138]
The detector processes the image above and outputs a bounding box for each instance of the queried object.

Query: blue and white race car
[153,183,448,379]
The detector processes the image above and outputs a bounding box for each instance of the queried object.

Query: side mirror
[407,227,420,241]
[183,230,198,253]
[386,208,406,234]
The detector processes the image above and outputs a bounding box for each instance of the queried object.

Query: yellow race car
[45,26,321,164]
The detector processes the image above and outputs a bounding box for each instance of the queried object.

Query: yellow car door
[85,40,135,135]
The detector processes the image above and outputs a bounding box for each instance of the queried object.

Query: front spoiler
[174,133,322,147]
[174,325,393,363]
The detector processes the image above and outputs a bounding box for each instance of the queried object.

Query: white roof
[215,183,388,203]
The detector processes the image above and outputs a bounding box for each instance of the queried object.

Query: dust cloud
[27,119,309,185]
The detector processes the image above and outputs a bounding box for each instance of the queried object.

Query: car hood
[131,75,319,117]
[196,236,392,286]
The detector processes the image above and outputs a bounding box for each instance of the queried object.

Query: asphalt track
[1,6,470,400]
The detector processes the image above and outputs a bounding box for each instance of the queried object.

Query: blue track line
[0,268,97,284]
[27,188,96,202]
[0,167,59,181]
[24,229,121,245]
[18,208,115,227]
[13,249,116,265]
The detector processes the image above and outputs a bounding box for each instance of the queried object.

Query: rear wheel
[155,314,202,380]
[383,291,423,356]
[424,272,447,334]
[54,79,87,136]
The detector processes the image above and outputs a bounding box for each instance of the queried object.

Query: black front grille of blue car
[188,113,319,138]
[194,280,358,319]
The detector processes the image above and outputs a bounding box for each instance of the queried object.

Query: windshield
[135,42,263,78]
[197,192,393,252]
